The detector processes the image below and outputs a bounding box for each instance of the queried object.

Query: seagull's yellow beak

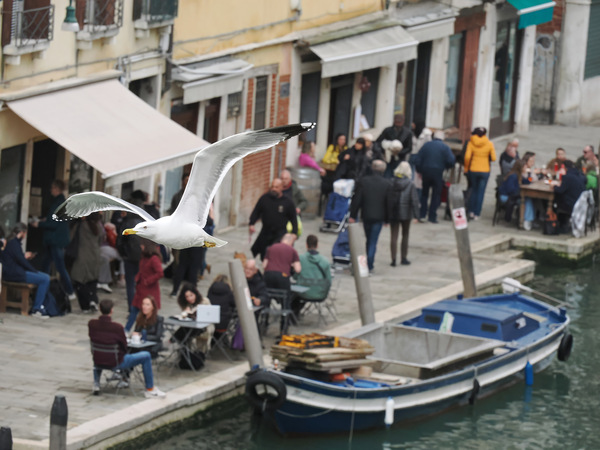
[123,228,137,235]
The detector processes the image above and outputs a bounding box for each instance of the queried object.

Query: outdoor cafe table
[519,179,557,228]
[163,317,214,372]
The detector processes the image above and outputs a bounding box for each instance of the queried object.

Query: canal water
[130,260,599,450]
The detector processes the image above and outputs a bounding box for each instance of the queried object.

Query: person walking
[414,131,455,223]
[249,178,297,261]
[464,127,496,220]
[349,160,390,273]
[36,180,77,302]
[71,213,103,312]
[386,162,420,266]
[126,238,163,332]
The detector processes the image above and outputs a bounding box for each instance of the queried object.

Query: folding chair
[90,342,140,396]
[208,313,240,362]
[295,279,335,327]
[265,288,295,336]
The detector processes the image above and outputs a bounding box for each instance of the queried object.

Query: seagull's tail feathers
[203,235,228,248]
[258,122,316,141]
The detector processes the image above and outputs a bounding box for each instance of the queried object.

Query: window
[424,315,441,325]
[254,76,268,130]
[75,0,123,41]
[133,0,178,28]
[481,323,498,333]
[584,0,600,79]
[1,0,54,55]
[444,33,464,129]
[360,68,379,130]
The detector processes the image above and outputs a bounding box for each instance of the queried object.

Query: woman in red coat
[125,238,163,332]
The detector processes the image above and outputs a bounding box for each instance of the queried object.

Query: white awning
[310,26,418,78]
[7,79,208,187]
[172,59,253,104]
[405,17,456,42]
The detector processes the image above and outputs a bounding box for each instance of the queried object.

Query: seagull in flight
[53,122,315,249]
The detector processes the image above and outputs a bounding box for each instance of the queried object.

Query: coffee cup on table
[131,333,141,344]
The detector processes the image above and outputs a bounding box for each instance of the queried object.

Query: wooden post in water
[348,223,375,325]
[448,184,477,298]
[229,259,264,369]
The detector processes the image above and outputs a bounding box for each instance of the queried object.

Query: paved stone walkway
[1,124,598,446]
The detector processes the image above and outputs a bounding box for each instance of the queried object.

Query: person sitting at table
[521,152,545,181]
[88,299,166,397]
[298,141,326,176]
[498,160,535,229]
[546,148,567,177]
[244,259,269,308]
[175,282,214,353]
[207,274,236,334]
[499,140,520,176]
[554,160,586,233]
[292,234,332,316]
[263,233,301,292]
[131,295,164,358]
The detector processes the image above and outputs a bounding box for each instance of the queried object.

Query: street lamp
[61,0,80,32]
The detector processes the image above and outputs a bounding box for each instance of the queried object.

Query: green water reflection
[138,262,600,450]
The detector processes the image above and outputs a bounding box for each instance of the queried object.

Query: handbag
[232,323,245,350]
[543,211,559,235]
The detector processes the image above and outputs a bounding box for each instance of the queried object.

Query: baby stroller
[319,179,354,233]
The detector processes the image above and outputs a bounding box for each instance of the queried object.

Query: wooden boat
[245,291,572,435]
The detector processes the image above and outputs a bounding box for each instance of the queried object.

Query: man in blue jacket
[0,223,50,318]
[414,131,456,223]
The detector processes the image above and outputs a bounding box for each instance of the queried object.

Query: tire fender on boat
[468,378,480,405]
[245,371,287,412]
[557,333,573,362]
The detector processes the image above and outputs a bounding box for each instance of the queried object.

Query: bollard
[448,184,477,298]
[49,394,68,450]
[0,427,12,450]
[229,259,264,369]
[348,223,375,325]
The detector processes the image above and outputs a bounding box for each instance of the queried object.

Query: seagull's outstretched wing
[52,191,156,222]
[173,122,316,225]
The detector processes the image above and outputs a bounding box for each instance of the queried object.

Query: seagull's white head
[122,221,160,241]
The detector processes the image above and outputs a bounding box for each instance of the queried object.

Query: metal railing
[8,4,54,49]
[83,0,123,33]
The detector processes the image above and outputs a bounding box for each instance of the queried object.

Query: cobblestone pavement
[0,124,598,443]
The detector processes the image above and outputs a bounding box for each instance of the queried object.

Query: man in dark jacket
[349,160,390,272]
[414,131,456,223]
[0,223,51,317]
[116,197,143,311]
[554,160,586,232]
[249,178,297,261]
[88,299,165,397]
[245,259,269,307]
[376,114,413,163]
[35,180,76,301]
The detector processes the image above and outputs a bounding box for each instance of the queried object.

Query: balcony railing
[133,0,178,31]
[76,0,123,42]
[3,4,54,51]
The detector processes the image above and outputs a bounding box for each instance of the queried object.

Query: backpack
[50,279,71,314]
[42,291,62,317]
[178,350,205,370]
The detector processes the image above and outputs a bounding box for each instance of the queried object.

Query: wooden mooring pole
[348,223,375,325]
[448,184,477,298]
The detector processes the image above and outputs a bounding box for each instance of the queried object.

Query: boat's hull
[272,323,567,435]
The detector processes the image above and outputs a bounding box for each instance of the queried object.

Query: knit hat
[394,161,412,178]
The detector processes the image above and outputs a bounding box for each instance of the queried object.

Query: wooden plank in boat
[288,353,364,364]
[306,358,377,372]
[302,347,375,357]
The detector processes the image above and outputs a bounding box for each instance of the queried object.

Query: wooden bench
[0,281,36,316]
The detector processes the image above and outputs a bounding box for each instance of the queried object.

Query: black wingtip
[262,122,316,141]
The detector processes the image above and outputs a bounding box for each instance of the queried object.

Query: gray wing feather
[173,123,315,225]
[52,191,156,222]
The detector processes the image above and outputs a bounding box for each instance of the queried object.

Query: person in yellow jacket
[464,127,496,220]
[320,133,348,196]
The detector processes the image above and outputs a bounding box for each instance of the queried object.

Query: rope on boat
[348,388,358,447]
